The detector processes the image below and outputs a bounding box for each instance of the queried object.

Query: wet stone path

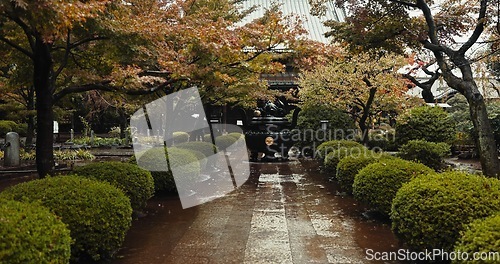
[114,160,400,264]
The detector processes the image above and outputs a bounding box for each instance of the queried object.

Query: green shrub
[73,162,155,211]
[215,134,237,151]
[175,141,218,157]
[228,132,243,140]
[295,104,356,149]
[366,129,398,151]
[137,147,200,192]
[203,134,213,143]
[316,140,365,161]
[398,139,450,170]
[183,149,208,171]
[0,120,19,137]
[453,214,500,264]
[71,136,125,146]
[395,106,455,146]
[172,131,190,145]
[391,172,500,252]
[0,176,133,261]
[323,146,368,177]
[336,152,393,194]
[0,199,71,264]
[353,158,433,216]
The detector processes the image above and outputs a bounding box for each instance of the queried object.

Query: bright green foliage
[453,214,500,264]
[353,158,433,216]
[0,120,23,137]
[323,146,368,177]
[316,140,365,161]
[395,106,455,146]
[391,172,500,252]
[203,134,213,142]
[137,147,200,192]
[228,132,243,140]
[295,104,356,149]
[172,132,190,145]
[182,149,208,170]
[71,137,125,146]
[215,135,237,151]
[73,162,155,211]
[398,140,451,171]
[0,176,132,261]
[336,152,393,194]
[175,141,218,158]
[0,199,71,264]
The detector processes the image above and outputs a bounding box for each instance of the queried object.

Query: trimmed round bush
[172,131,189,145]
[183,149,208,171]
[295,104,356,149]
[228,132,243,140]
[0,176,132,261]
[0,199,71,263]
[453,214,500,264]
[323,146,368,177]
[137,147,200,192]
[391,172,500,252]
[316,140,365,161]
[395,106,455,146]
[215,135,237,150]
[73,161,155,211]
[175,141,217,157]
[203,134,213,142]
[398,139,450,170]
[336,152,394,194]
[353,158,433,216]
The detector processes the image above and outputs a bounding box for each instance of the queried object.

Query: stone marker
[4,132,20,167]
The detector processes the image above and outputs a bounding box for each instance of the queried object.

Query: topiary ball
[336,152,393,194]
[215,135,237,151]
[175,141,218,158]
[395,106,455,146]
[453,214,500,264]
[398,139,450,171]
[228,132,243,140]
[0,199,71,263]
[391,172,500,252]
[323,146,368,177]
[137,147,200,192]
[172,131,190,145]
[316,140,365,161]
[353,158,433,216]
[0,176,132,261]
[73,161,155,211]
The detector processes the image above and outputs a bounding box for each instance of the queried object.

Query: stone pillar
[4,132,20,167]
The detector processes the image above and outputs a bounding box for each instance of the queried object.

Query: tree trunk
[359,85,377,145]
[421,88,435,103]
[464,87,500,178]
[119,108,127,139]
[25,91,35,147]
[33,37,55,178]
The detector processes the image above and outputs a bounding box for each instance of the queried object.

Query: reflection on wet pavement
[113,160,401,264]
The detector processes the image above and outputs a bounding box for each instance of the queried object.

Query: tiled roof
[238,0,345,44]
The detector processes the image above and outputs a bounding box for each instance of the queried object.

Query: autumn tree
[312,0,500,177]
[0,0,305,177]
[299,52,409,144]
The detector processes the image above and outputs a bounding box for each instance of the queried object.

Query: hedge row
[328,147,500,258]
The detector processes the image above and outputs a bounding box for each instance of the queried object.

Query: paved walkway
[114,160,398,264]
